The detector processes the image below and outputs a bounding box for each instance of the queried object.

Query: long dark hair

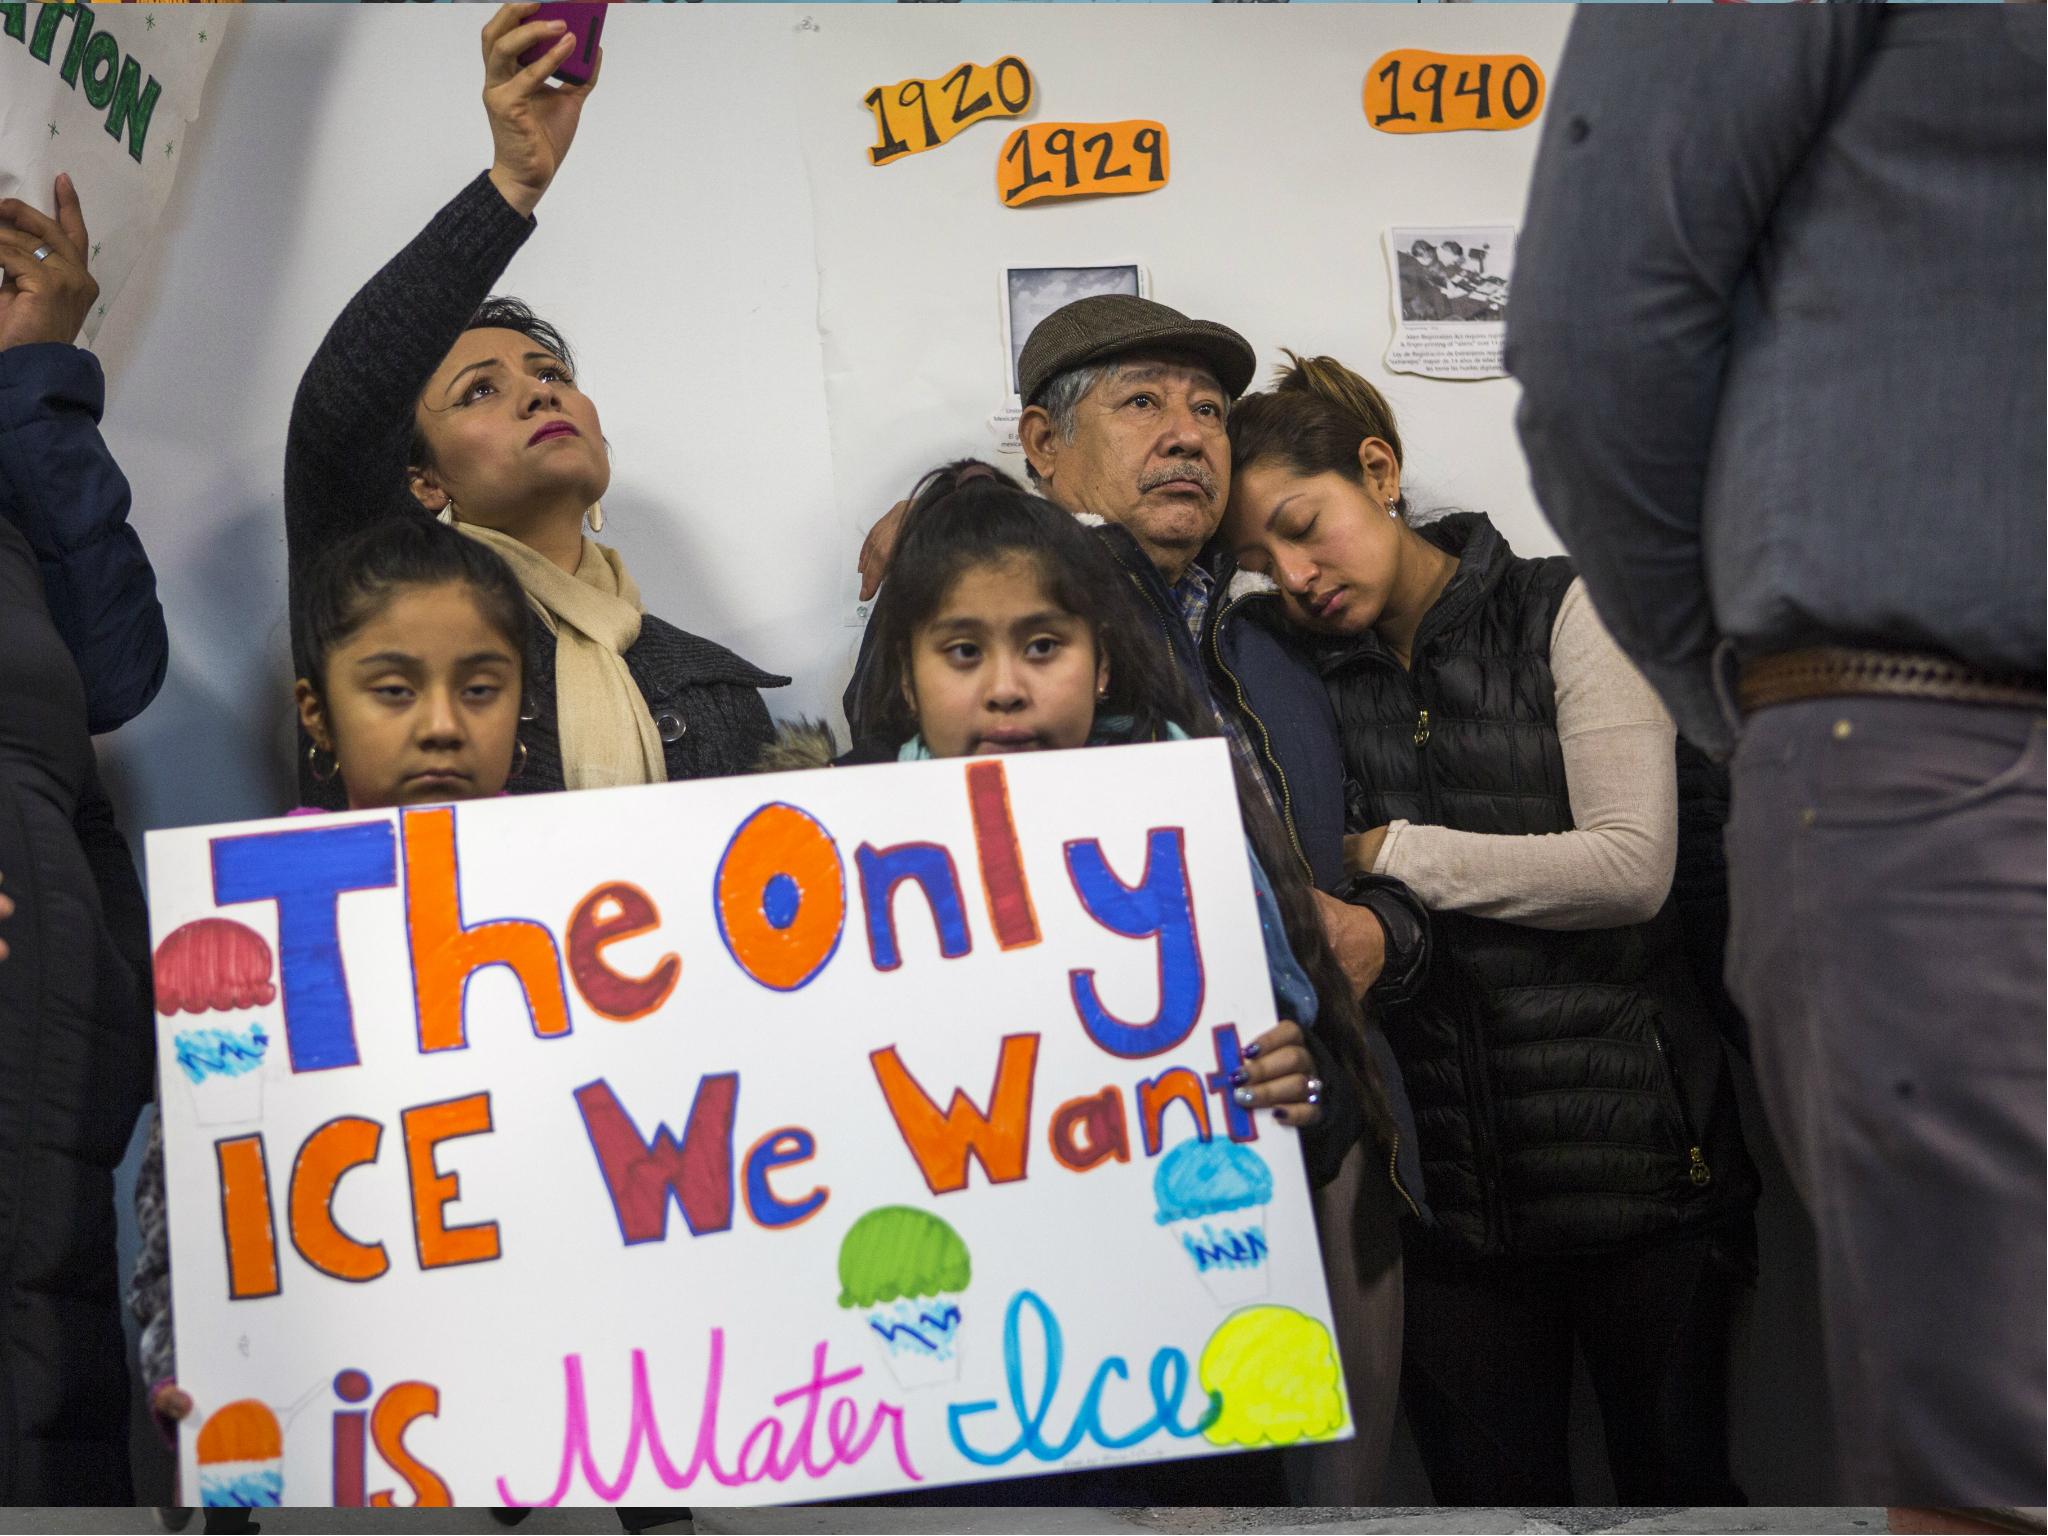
[291,515,530,698]
[856,459,1374,1105]
[852,460,1208,749]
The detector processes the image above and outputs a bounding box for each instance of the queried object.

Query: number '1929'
[998,121,1169,208]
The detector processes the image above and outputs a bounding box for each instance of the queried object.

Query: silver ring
[1305,1076,1323,1104]
[31,245,51,263]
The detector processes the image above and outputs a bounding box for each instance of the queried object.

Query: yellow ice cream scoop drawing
[1198,1305,1347,1447]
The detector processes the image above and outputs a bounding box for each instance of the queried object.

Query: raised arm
[0,176,166,732]
[283,3,601,605]
[1506,8,1878,758]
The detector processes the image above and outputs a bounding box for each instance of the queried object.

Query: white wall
[84,4,1834,1505]
[88,2,1566,839]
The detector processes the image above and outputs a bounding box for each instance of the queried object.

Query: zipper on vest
[1386,1130,1423,1222]
[1650,1022,1713,1186]
[1210,593,1312,881]
[1412,708,1431,748]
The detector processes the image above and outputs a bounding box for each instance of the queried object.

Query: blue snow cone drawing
[1155,1137,1275,1304]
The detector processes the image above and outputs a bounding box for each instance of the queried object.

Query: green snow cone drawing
[838,1206,972,1389]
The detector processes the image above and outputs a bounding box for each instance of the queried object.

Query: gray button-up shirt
[1508,6,2046,757]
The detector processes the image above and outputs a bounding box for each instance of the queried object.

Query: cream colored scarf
[452,521,666,790]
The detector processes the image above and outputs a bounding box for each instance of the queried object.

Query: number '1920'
[865,56,1034,167]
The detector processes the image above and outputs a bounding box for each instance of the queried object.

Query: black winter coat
[0,342,162,1502]
[0,522,151,1503]
[1315,513,1756,1260]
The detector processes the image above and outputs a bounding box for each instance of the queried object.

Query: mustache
[1137,463,1219,498]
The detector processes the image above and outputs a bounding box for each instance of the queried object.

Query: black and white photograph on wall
[1383,224,1515,381]
[1001,263,1147,400]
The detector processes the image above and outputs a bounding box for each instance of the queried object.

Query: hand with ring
[1227,1018,1325,1127]
[0,172,99,351]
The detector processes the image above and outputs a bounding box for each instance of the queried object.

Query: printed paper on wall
[1383,224,1513,381]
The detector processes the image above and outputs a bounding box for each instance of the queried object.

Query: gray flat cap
[1017,294,1256,407]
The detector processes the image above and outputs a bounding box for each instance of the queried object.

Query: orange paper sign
[998,121,1169,209]
[865,57,1034,167]
[1365,50,1545,134]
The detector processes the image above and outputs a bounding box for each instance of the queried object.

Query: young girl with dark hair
[285,3,783,813]
[806,460,1382,1508]
[1222,353,1759,1505]
[127,521,650,1532]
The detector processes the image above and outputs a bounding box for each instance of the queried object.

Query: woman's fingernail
[1229,1069,1248,1086]
[1233,1087,1254,1107]
[1242,1042,1262,1060]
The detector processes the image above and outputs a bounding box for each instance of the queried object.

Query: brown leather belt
[1738,646,2047,715]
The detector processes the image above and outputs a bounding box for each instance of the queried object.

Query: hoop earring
[307,742,338,783]
[509,738,528,781]
[585,502,605,534]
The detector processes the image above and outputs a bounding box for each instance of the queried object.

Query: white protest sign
[0,2,226,344]
[146,739,1351,1508]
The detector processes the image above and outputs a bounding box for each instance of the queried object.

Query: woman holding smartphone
[285,3,784,813]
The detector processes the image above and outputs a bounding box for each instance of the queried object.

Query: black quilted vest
[1320,514,1754,1259]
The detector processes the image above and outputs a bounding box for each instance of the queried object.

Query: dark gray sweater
[283,173,786,809]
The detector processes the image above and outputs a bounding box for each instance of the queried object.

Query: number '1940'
[1365,50,1545,135]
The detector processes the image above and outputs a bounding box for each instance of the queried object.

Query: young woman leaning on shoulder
[1219,353,1761,1507]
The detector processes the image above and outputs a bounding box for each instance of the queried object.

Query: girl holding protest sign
[130,518,539,1528]
[842,460,1377,1165]
[284,2,785,814]
[815,459,1384,1507]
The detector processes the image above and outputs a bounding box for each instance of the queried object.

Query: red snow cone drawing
[155,918,276,1016]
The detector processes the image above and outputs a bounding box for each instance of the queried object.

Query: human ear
[1018,407,1060,484]
[294,679,332,751]
[1356,437,1401,512]
[407,465,449,514]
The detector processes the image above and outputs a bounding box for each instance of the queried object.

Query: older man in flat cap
[853,294,1426,1506]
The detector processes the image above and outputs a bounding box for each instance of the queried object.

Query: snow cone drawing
[837,1206,971,1389]
[1200,1305,1348,1447]
[195,1398,285,1507]
[155,918,279,1126]
[1155,1136,1274,1304]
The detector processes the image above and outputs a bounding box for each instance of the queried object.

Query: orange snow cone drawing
[196,1399,285,1507]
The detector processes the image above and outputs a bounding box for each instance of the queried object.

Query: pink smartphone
[517,3,605,88]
